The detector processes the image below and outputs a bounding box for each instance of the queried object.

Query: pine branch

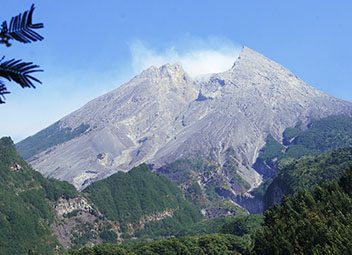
[0,80,10,104]
[0,58,42,89]
[0,4,44,45]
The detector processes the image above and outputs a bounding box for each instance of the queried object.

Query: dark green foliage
[185,182,203,205]
[69,244,131,255]
[257,135,284,162]
[264,148,352,209]
[283,115,352,158]
[42,177,78,201]
[179,216,239,236]
[135,203,202,238]
[68,234,251,255]
[254,115,352,177]
[0,4,43,45]
[157,157,217,185]
[99,229,118,243]
[282,126,301,145]
[132,234,250,255]
[252,135,284,179]
[0,4,43,103]
[221,215,263,237]
[249,179,272,200]
[158,156,251,209]
[0,137,77,254]
[84,164,202,238]
[0,58,42,89]
[286,115,352,157]
[63,209,80,218]
[254,168,352,255]
[179,214,262,238]
[16,122,90,160]
[71,223,96,247]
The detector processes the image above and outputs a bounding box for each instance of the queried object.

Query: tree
[0,4,44,104]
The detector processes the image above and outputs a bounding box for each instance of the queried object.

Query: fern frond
[0,58,42,89]
[1,4,44,44]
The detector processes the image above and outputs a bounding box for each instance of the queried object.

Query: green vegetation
[0,4,44,104]
[68,149,352,255]
[157,157,217,185]
[68,234,251,255]
[2,114,352,253]
[84,164,202,238]
[282,126,301,144]
[179,214,263,237]
[180,216,240,236]
[158,155,251,215]
[99,228,118,243]
[254,169,352,254]
[185,181,203,205]
[264,147,352,209]
[252,114,352,201]
[16,122,90,160]
[221,215,263,237]
[252,135,284,179]
[254,115,352,176]
[0,137,78,255]
[285,115,352,157]
[256,135,284,162]
[66,213,262,254]
[71,223,96,247]
[249,179,273,201]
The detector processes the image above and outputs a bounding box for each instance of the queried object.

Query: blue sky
[1,0,352,141]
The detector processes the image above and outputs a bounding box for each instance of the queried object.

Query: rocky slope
[51,196,121,249]
[17,47,352,192]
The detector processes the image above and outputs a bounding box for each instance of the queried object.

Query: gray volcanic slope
[17,47,352,190]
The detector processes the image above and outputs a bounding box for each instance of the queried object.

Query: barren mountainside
[17,47,352,191]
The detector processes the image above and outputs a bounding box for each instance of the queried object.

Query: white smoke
[129,38,242,77]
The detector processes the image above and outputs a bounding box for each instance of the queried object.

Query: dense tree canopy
[254,169,352,255]
[0,137,77,254]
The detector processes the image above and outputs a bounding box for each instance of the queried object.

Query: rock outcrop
[51,196,121,248]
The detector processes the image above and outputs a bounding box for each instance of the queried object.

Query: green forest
[1,115,352,254]
[0,137,77,254]
[84,164,202,237]
[69,158,352,255]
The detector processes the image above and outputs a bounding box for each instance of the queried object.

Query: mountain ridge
[16,46,352,191]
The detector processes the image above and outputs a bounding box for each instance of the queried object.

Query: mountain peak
[231,46,273,70]
[17,46,352,191]
[160,62,186,77]
[139,62,189,82]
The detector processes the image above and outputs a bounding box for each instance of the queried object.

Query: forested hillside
[69,157,352,255]
[0,137,77,254]
[84,164,203,238]
[254,115,352,179]
[65,144,352,254]
[254,169,352,254]
[264,148,352,209]
[2,115,352,254]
